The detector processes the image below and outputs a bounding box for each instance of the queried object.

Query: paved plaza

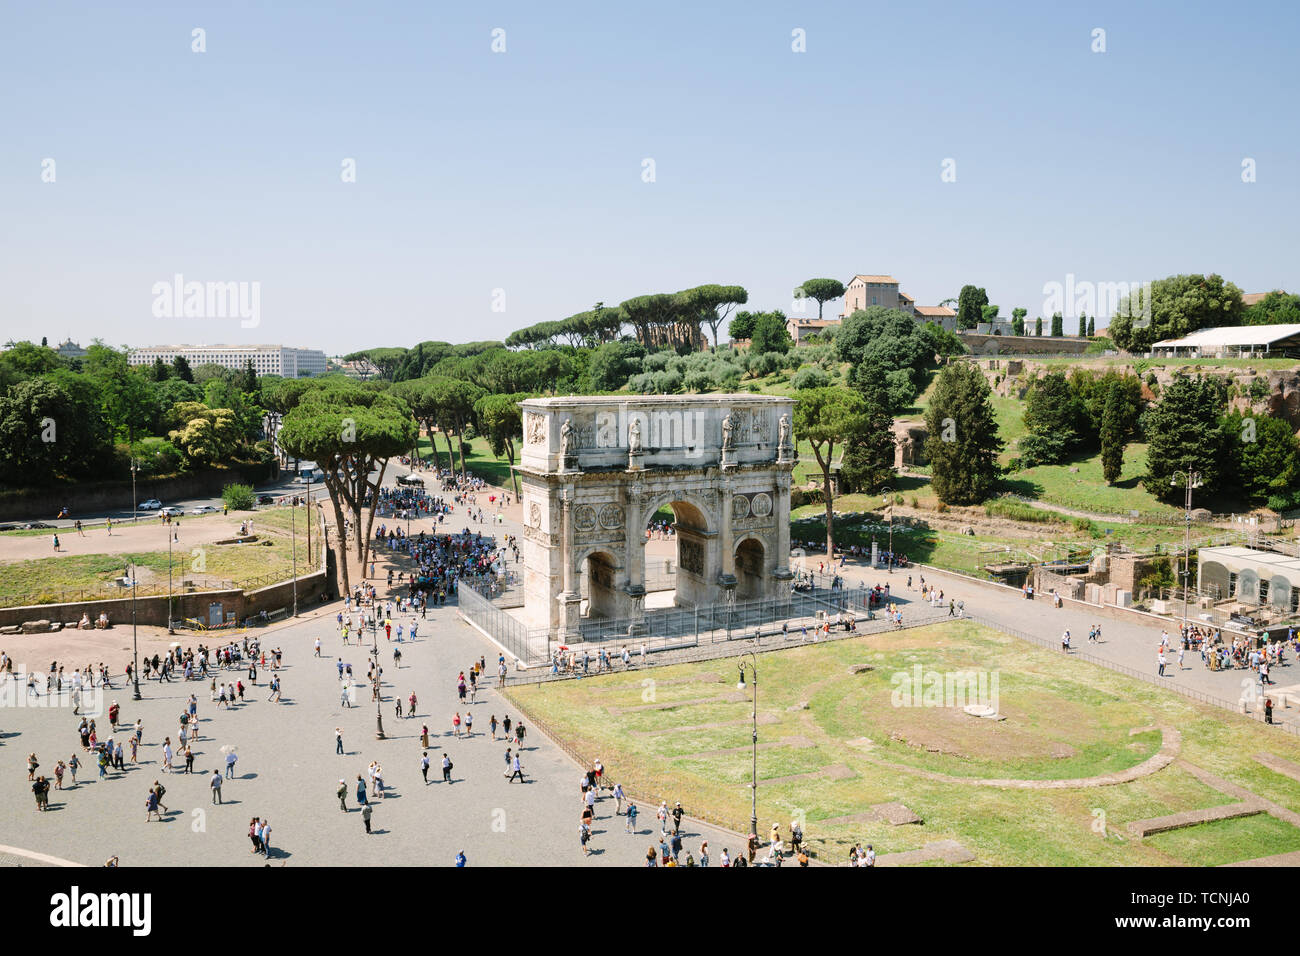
[0,597,749,867]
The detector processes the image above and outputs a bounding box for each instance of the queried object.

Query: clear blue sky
[2,0,1296,353]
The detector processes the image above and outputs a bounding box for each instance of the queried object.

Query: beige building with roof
[841,275,914,317]
[914,305,958,331]
[785,317,840,344]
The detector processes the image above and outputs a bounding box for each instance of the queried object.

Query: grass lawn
[1145,814,1300,867]
[0,515,316,605]
[417,433,520,493]
[789,510,1035,573]
[510,620,1300,865]
[1005,444,1179,517]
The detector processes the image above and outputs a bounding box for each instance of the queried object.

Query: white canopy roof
[1153,323,1300,349]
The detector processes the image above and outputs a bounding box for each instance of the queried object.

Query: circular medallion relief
[751,492,773,517]
[574,505,597,531]
[598,503,626,530]
[732,495,751,519]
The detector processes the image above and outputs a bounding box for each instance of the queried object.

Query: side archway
[735,534,766,602]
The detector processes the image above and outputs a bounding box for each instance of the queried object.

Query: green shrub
[790,486,825,508]
[1267,492,1300,512]
[984,499,1058,523]
[222,482,255,511]
[130,437,185,476]
[791,365,830,389]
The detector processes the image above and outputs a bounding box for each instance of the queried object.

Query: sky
[1,0,1297,354]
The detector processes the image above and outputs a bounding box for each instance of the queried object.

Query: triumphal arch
[515,395,796,641]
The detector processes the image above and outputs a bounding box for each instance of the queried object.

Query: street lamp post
[126,561,141,701]
[880,486,894,573]
[131,458,138,526]
[1171,471,1203,632]
[290,496,298,618]
[736,653,759,840]
[372,611,385,739]
[167,525,174,635]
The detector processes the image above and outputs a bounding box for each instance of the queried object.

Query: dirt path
[0,514,263,563]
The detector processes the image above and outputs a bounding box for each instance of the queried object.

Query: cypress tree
[1142,376,1225,501]
[924,362,1004,504]
[1100,380,1126,484]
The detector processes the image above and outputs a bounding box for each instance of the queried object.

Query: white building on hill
[1151,324,1300,359]
[128,344,328,377]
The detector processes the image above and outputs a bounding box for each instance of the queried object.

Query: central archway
[644,498,713,609]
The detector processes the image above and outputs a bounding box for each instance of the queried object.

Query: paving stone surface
[0,600,746,867]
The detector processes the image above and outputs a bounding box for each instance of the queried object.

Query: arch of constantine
[515,395,796,641]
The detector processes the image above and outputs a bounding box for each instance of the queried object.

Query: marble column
[624,479,646,634]
[559,486,581,640]
[719,478,737,592]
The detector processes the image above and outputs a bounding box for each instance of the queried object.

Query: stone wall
[0,511,335,630]
[1109,553,1169,594]
[959,334,1091,356]
[0,568,330,630]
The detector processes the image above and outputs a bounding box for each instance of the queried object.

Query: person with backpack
[442,753,453,783]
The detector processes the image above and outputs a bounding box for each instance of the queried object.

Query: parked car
[257,494,277,505]
[190,505,218,515]
[24,521,54,530]
[160,506,184,517]
[139,499,162,510]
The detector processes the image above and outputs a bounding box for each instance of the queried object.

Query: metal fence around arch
[458,575,899,668]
